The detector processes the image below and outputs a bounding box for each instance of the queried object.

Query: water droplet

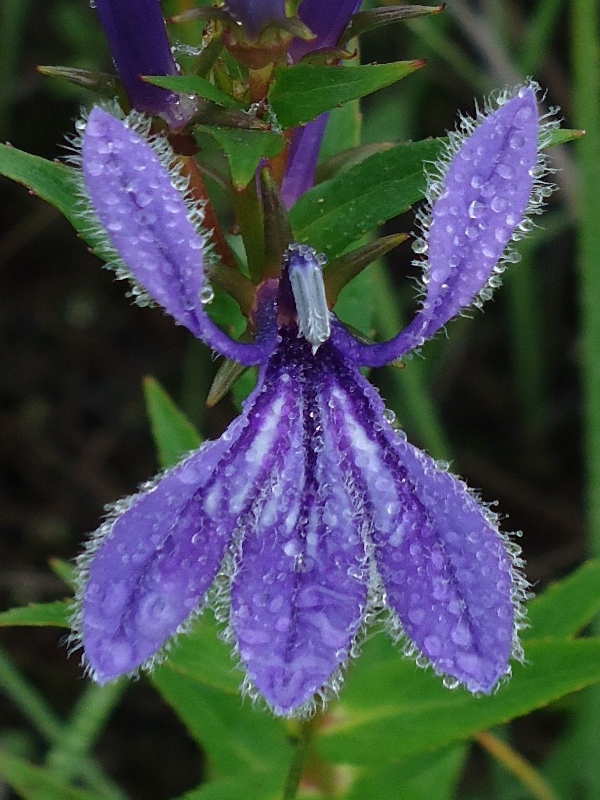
[516,105,533,122]
[200,285,214,305]
[490,196,507,213]
[408,607,425,624]
[468,200,485,219]
[424,634,442,655]
[411,238,428,254]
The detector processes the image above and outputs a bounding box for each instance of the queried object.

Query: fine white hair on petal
[410,79,558,315]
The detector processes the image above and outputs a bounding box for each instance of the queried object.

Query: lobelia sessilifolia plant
[68,73,555,716]
[10,0,559,729]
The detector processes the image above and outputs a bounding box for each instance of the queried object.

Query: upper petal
[230,335,368,715]
[81,107,276,365]
[77,368,301,682]
[349,87,542,367]
[322,367,524,694]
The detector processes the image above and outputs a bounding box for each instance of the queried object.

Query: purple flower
[72,86,551,716]
[282,0,362,208]
[225,0,287,39]
[93,0,194,129]
[289,0,362,62]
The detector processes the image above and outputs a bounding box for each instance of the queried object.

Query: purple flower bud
[290,0,362,61]
[225,0,287,39]
[283,0,362,208]
[72,86,553,715]
[93,0,194,129]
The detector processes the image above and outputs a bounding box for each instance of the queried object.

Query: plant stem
[282,717,317,800]
[476,731,560,800]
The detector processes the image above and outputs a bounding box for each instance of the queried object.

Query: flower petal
[225,0,287,38]
[231,337,368,715]
[281,114,329,208]
[324,369,522,694]
[82,107,275,365]
[94,0,194,128]
[78,372,300,682]
[290,0,361,61]
[350,87,541,367]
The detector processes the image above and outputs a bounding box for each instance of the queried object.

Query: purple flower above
[72,85,553,716]
[225,0,287,38]
[290,0,362,61]
[93,0,195,129]
[282,0,363,208]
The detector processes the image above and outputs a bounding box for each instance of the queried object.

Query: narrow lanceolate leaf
[344,745,468,800]
[49,557,78,588]
[291,138,442,258]
[152,667,291,786]
[269,61,425,128]
[174,778,279,800]
[144,75,246,109]
[143,377,202,469]
[0,750,101,800]
[324,233,408,306]
[38,65,122,99]
[196,125,285,189]
[0,144,78,221]
[0,143,109,258]
[546,127,586,146]
[156,611,239,693]
[340,4,445,46]
[0,601,70,628]
[317,637,600,765]
[206,357,248,408]
[524,559,600,640]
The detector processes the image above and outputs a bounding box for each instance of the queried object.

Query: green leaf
[333,256,379,338]
[291,138,441,258]
[196,126,285,189]
[0,601,70,628]
[158,611,240,693]
[269,61,424,129]
[0,749,101,800]
[152,669,290,787]
[175,777,279,800]
[143,377,201,469]
[345,744,467,800]
[524,559,600,639]
[48,557,77,589]
[546,127,585,147]
[340,4,444,46]
[144,75,245,109]
[324,233,407,306]
[0,143,108,257]
[0,143,77,216]
[317,636,600,765]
